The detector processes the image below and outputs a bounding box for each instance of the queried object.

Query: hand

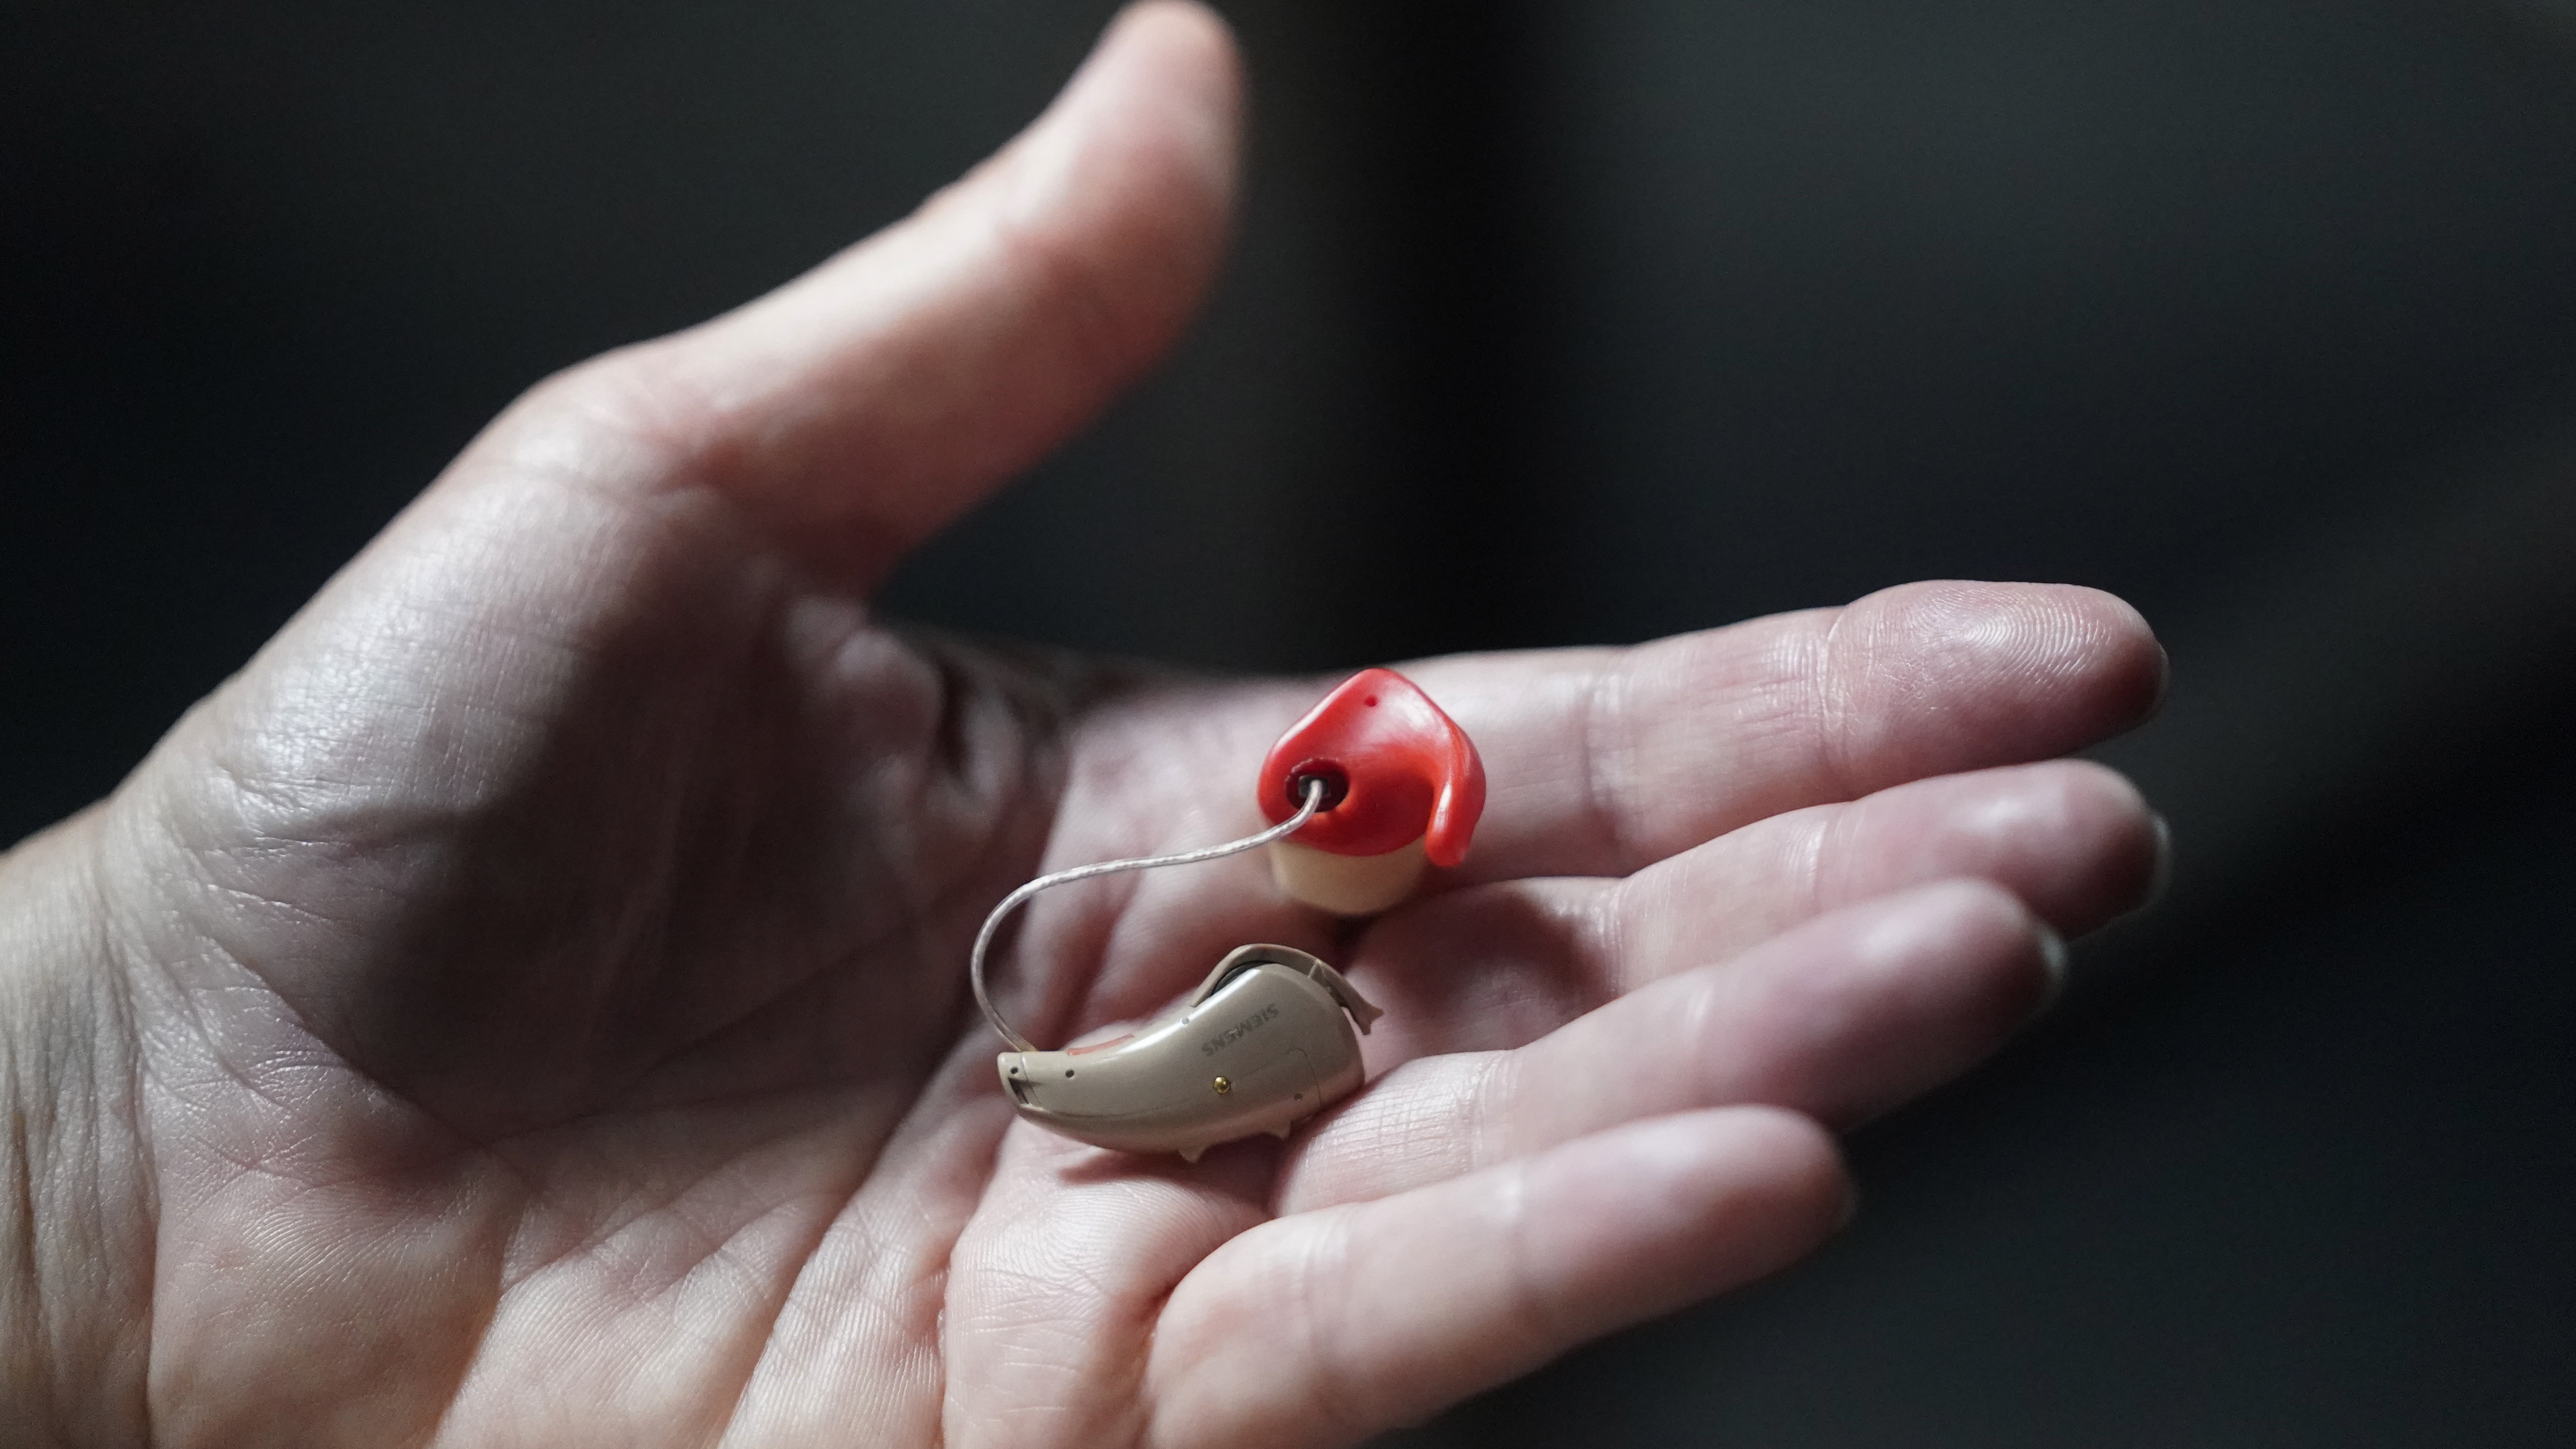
[0,5,2165,1445]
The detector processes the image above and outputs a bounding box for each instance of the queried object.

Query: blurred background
[6,0,2573,1442]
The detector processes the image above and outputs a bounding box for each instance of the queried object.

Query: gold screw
[1212,1076,1232,1095]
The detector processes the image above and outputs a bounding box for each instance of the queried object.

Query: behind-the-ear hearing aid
[973,668,1484,1161]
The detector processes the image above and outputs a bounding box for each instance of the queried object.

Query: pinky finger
[1142,1107,1849,1449]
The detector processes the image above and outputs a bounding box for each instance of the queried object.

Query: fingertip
[1868,875,2032,950]
[1113,0,1241,51]
[1683,1106,1851,1256]
[1060,0,1245,205]
[1109,0,1246,96]
[2068,760,2169,930]
[2002,758,2167,935]
[988,0,1245,347]
[2049,581,2168,733]
[1535,1108,1853,1321]
[1833,581,2168,781]
[1861,877,2063,1033]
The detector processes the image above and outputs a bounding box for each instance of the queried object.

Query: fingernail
[2144,813,2174,910]
[2034,919,2070,1005]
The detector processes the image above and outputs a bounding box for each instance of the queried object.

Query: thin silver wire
[971,777,1327,1052]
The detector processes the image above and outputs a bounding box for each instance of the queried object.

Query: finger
[1056,580,2163,904]
[1146,1107,1847,1449]
[1415,579,2167,882]
[1278,881,2056,1214]
[461,0,1243,587]
[1348,758,2159,1061]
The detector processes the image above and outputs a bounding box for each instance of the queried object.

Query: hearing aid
[972,667,1485,1161]
[997,943,1380,1161]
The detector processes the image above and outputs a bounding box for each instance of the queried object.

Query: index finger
[1390,579,2161,884]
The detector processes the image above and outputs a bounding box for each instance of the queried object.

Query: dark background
[7,0,2574,1442]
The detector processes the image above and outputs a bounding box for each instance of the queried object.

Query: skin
[0,5,2167,1446]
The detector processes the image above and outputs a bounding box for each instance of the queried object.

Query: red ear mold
[1258,668,1487,867]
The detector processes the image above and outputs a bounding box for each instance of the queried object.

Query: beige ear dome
[1267,836,1427,915]
[998,944,1380,1161]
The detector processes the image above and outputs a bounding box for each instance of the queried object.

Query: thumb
[109,2,1242,1051]
[463,0,1243,587]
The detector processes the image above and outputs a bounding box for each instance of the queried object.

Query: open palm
[1,6,2165,1446]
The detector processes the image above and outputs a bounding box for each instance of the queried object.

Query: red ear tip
[1258,668,1486,863]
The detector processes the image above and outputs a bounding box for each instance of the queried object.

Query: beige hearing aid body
[998,944,1381,1161]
